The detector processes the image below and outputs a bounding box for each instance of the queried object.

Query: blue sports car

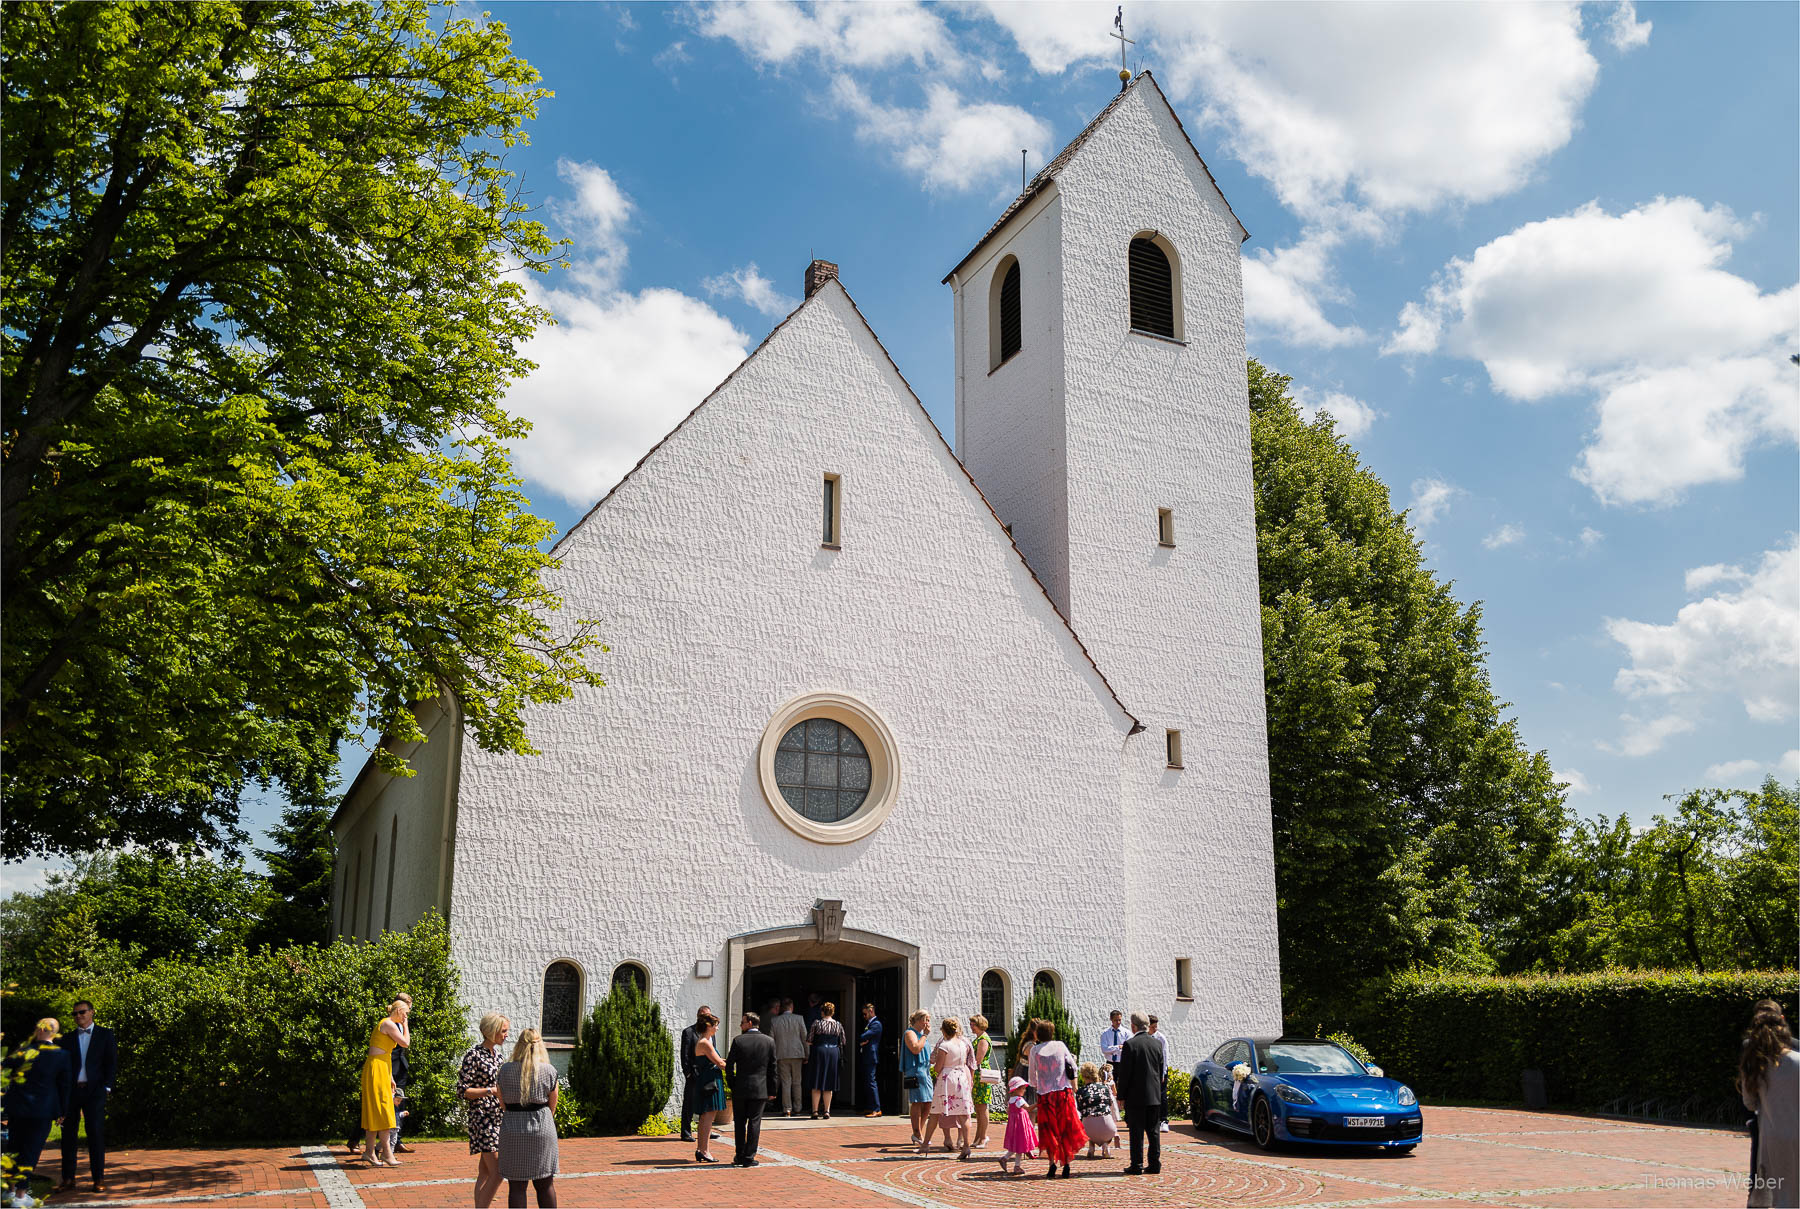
[1191,1037,1423,1151]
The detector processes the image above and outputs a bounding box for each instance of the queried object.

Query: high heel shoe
[1061,1163,1071,1179]
[695,1151,718,1163]
[1045,1163,1058,1179]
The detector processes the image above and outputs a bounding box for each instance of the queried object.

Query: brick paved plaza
[37,1106,1751,1209]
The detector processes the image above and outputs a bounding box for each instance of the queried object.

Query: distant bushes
[1348,967,1799,1109]
[83,913,469,1143]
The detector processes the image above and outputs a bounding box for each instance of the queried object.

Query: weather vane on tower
[1111,6,1135,90]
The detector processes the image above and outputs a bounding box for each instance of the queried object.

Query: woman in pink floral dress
[926,1017,975,1159]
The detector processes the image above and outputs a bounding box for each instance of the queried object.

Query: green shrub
[86,911,469,1143]
[2,986,76,1051]
[1165,1068,1191,1118]
[1325,1031,1374,1067]
[1348,967,1799,1108]
[636,1113,673,1136]
[567,979,673,1135]
[1012,985,1081,1068]
[552,1080,587,1137]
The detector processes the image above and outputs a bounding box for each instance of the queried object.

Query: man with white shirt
[1147,1015,1171,1132]
[54,1001,116,1194]
[1100,1010,1127,1082]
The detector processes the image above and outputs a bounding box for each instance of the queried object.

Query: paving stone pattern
[37,1107,1751,1209]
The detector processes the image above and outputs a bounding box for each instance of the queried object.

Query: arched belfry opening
[1128,234,1181,340]
[989,255,1022,370]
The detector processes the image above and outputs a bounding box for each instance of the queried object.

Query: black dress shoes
[681,1133,696,1143]
[735,1157,761,1167]
[1122,1165,1144,1175]
[1146,1165,1162,1174]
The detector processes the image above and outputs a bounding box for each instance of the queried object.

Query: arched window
[980,969,1009,1036]
[542,961,583,1042]
[1128,235,1178,339]
[612,961,649,996]
[988,255,1022,370]
[1033,969,1061,999]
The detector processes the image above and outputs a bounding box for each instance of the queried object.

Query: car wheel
[1251,1096,1277,1150]
[1193,1106,1216,1131]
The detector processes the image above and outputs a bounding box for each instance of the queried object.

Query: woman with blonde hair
[1739,1000,1798,1209]
[497,1028,560,1207]
[901,1010,936,1146]
[1075,1060,1119,1159]
[457,1012,512,1206]
[927,1017,975,1159]
[359,998,411,1166]
[969,1015,997,1150]
[4,1018,70,1205]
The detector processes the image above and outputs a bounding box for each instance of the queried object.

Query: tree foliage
[1,0,602,859]
[1012,984,1081,1065]
[568,979,674,1135]
[1248,361,1570,1023]
[251,799,336,950]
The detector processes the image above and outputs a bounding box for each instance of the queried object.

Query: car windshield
[1259,1043,1368,1075]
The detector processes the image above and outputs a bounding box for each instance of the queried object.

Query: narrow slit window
[822,473,841,546]
[999,261,1022,362]
[1157,507,1175,547]
[1176,958,1193,999]
[1166,729,1184,769]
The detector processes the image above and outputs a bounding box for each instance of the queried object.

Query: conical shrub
[1013,984,1082,1065]
[568,979,673,1134]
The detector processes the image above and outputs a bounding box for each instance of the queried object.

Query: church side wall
[448,286,1135,1081]
[330,696,457,941]
[952,192,1070,612]
[1054,88,1284,1055]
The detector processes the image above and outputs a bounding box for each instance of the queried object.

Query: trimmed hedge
[79,912,470,1143]
[1347,967,1798,1109]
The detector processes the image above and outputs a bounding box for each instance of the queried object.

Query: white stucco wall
[446,281,1138,1065]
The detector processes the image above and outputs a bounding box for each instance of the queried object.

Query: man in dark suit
[55,1000,116,1193]
[679,1005,720,1144]
[5,1019,72,1202]
[857,1003,883,1117]
[724,1012,778,1167]
[1116,1011,1164,1175]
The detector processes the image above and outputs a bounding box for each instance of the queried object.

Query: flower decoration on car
[1231,1062,1251,1082]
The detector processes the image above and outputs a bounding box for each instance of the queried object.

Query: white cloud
[1606,537,1800,724]
[1483,523,1526,550]
[1407,477,1460,532]
[703,263,799,318]
[1560,768,1594,795]
[1783,750,1800,778]
[1604,711,1697,758]
[1242,231,1367,349]
[830,76,1051,194]
[1685,562,1749,593]
[1579,527,1604,551]
[695,1,960,71]
[1604,1,1652,52]
[1291,385,1377,438]
[1386,198,1799,505]
[1704,757,1767,783]
[503,163,751,508]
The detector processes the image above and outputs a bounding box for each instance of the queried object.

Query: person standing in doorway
[1117,1012,1163,1176]
[1101,1010,1127,1083]
[901,1011,936,1147]
[55,1000,116,1194]
[771,999,808,1117]
[806,1003,846,1119]
[678,1006,718,1144]
[725,1012,777,1167]
[858,1003,884,1117]
[1147,1016,1171,1132]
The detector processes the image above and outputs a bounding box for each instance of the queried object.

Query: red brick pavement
[34,1105,1752,1209]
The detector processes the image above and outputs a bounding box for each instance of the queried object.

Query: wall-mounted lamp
[695,959,715,978]
[929,963,948,981]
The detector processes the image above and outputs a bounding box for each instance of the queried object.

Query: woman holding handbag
[1027,1019,1086,1179]
[901,1011,936,1147]
[926,1017,975,1159]
[969,1015,999,1150]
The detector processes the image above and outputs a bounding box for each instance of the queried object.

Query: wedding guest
[349,993,414,1154]
[1100,1010,1127,1080]
[1076,1061,1120,1159]
[357,998,410,1167]
[53,1000,115,1194]
[497,1028,559,1207]
[968,1015,997,1149]
[806,1002,846,1119]
[772,999,808,1117]
[927,1017,975,1159]
[858,1004,884,1117]
[1147,1015,1171,1132]
[901,1011,936,1147]
[1028,1019,1085,1179]
[1740,999,1798,1209]
[457,1012,511,1207]
[678,1005,720,1144]
[5,1019,71,1205]
[1117,1012,1164,1176]
[725,1012,777,1167]
[689,1015,727,1163]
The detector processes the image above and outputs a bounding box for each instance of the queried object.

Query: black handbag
[903,1074,921,1090]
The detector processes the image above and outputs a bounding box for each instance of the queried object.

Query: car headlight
[1397,1086,1416,1106]
[1273,1083,1315,1105]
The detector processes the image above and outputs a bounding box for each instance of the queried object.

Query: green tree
[568,979,674,1135]
[1012,984,1081,1064]
[250,799,336,949]
[1247,361,1570,1024]
[1,1,602,860]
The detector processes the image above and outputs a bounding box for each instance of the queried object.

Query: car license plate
[1344,1116,1385,1128]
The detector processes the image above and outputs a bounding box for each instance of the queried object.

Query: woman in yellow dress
[359,998,411,1166]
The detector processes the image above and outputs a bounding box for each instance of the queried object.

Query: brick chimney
[804,259,839,299]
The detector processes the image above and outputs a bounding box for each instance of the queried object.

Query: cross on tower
[1110,6,1135,89]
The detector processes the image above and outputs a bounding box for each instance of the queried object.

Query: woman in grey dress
[497,1028,559,1208]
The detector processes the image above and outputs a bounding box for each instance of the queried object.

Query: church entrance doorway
[726,913,918,1118]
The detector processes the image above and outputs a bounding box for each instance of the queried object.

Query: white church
[331,73,1283,1105]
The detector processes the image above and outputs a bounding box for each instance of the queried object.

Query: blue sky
[9,2,1794,890]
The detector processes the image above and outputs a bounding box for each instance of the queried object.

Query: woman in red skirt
[1027,1019,1087,1178]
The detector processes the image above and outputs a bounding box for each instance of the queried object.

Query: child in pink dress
[999,1076,1038,1175]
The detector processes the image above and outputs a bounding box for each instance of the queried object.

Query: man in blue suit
[858,1003,883,1116]
[5,1018,72,1203]
[54,1001,116,1193]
